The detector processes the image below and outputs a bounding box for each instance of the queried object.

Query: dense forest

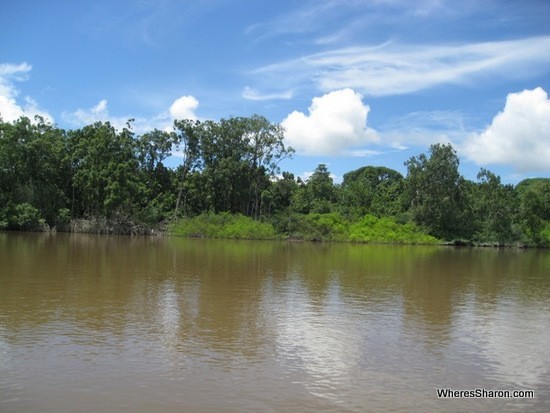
[1,115,549,246]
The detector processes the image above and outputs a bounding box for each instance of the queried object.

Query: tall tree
[292,164,338,214]
[68,121,140,218]
[405,144,468,240]
[172,115,293,217]
[242,115,293,218]
[172,119,201,217]
[135,128,177,222]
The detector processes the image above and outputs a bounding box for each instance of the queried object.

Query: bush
[539,221,550,247]
[298,212,349,241]
[348,214,438,244]
[169,212,278,240]
[168,212,438,244]
[10,203,46,230]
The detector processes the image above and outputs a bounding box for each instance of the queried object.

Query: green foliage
[56,208,71,227]
[467,169,520,244]
[287,212,349,241]
[172,116,293,217]
[169,212,279,240]
[0,114,548,247]
[9,203,46,230]
[69,121,142,218]
[340,166,406,218]
[405,143,469,240]
[540,222,550,247]
[291,164,338,214]
[269,212,437,243]
[348,214,438,244]
[0,116,70,226]
[260,172,299,216]
[516,178,550,246]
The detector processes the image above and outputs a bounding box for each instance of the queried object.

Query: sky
[1,0,550,184]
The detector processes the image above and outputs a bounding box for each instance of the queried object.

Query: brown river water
[1,232,549,412]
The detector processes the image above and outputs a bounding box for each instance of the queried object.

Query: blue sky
[1,0,550,184]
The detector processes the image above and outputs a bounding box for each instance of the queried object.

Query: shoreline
[2,227,544,249]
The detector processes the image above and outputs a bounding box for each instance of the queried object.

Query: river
[1,232,549,412]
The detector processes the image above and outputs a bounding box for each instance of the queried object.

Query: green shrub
[169,212,438,244]
[169,212,278,240]
[349,214,438,244]
[540,221,550,247]
[299,212,349,241]
[10,203,46,230]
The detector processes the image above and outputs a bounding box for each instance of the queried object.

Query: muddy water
[1,233,549,412]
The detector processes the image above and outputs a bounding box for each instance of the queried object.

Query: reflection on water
[0,233,549,412]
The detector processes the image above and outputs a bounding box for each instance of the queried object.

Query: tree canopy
[0,115,548,246]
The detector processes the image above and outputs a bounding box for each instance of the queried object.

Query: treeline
[0,115,549,246]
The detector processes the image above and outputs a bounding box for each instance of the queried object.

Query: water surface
[1,233,549,412]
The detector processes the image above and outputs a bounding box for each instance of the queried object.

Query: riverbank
[5,211,545,248]
[21,215,164,236]
[168,212,439,245]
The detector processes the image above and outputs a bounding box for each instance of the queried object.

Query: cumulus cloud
[462,87,550,172]
[169,95,199,120]
[281,88,379,156]
[0,62,53,122]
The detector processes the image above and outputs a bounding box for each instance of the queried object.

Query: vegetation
[0,115,549,246]
[169,212,278,240]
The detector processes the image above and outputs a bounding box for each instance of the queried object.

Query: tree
[242,115,293,218]
[468,168,519,244]
[516,178,550,245]
[172,119,201,217]
[172,115,293,217]
[135,129,177,223]
[136,128,174,173]
[0,116,69,229]
[405,144,468,240]
[260,172,299,216]
[292,164,338,214]
[340,166,405,218]
[68,121,141,218]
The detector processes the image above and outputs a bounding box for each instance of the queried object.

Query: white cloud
[246,0,460,44]
[0,63,31,97]
[250,37,550,97]
[0,62,53,122]
[242,86,293,101]
[169,95,199,120]
[281,89,379,156]
[64,99,110,125]
[63,94,200,133]
[346,149,382,157]
[0,95,25,121]
[63,99,152,132]
[462,87,550,172]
